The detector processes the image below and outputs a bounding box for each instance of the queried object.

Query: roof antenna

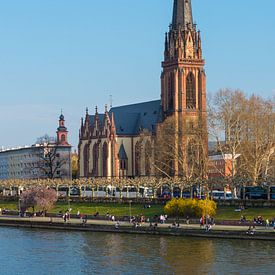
[109,94,113,108]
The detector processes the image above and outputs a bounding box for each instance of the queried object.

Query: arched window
[135,141,141,177]
[168,72,174,110]
[61,134,66,142]
[92,143,99,177]
[186,72,196,109]
[145,141,152,176]
[83,144,89,178]
[102,142,108,177]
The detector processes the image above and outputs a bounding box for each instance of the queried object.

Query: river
[0,227,274,275]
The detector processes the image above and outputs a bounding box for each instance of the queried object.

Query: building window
[135,141,141,177]
[145,141,152,176]
[168,72,174,110]
[83,144,89,178]
[61,134,66,142]
[92,143,99,177]
[186,72,196,109]
[102,142,108,177]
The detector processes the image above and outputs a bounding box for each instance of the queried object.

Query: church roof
[110,100,162,136]
[89,114,105,126]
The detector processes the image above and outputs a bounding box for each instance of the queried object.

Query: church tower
[160,0,207,177]
[57,112,69,145]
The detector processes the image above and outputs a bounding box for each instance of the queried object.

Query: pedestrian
[77,210,80,218]
[265,219,270,229]
[200,216,204,228]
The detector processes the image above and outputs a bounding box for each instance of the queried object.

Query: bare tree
[239,95,275,185]
[35,135,68,179]
[208,89,275,191]
[153,115,208,196]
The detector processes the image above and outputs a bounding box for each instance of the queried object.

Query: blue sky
[0,0,274,149]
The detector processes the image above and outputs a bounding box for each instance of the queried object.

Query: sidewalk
[1,215,274,234]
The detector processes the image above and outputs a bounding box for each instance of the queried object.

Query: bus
[209,190,233,200]
[240,186,268,200]
[270,186,275,200]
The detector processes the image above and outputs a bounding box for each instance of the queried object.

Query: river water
[0,227,274,275]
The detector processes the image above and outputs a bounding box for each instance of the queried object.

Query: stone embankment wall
[0,218,274,241]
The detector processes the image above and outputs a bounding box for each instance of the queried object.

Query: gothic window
[102,142,108,177]
[145,141,152,176]
[61,134,66,142]
[83,144,89,178]
[120,160,127,170]
[198,71,202,110]
[92,143,99,177]
[135,141,141,177]
[168,72,174,110]
[186,72,196,109]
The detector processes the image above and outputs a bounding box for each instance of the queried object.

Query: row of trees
[208,90,274,187]
[151,89,274,193]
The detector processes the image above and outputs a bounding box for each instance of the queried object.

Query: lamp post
[18,197,21,217]
[68,186,71,219]
[129,200,132,223]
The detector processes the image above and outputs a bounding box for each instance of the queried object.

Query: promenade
[0,215,274,241]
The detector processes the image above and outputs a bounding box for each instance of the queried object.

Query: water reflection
[0,228,274,275]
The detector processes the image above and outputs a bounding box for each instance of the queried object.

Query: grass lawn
[0,201,274,220]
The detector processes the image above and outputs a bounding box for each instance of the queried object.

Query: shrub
[164,198,217,218]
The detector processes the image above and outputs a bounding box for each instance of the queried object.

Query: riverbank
[0,216,274,241]
[1,201,275,220]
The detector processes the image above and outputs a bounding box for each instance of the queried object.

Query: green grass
[216,207,275,221]
[0,201,274,220]
[0,201,163,218]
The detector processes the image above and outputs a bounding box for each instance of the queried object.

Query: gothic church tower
[160,0,207,176]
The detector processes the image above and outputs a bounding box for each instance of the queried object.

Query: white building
[0,114,72,180]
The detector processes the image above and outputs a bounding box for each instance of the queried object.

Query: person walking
[266,219,270,229]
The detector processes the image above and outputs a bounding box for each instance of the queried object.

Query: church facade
[78,0,207,179]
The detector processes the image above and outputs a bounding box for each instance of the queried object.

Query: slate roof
[110,100,162,136]
[89,114,105,126]
[87,100,162,136]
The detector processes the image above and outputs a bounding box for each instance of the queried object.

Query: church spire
[172,0,193,30]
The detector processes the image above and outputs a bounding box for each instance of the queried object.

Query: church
[78,0,207,179]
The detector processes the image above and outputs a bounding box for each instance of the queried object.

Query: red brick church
[78,0,207,179]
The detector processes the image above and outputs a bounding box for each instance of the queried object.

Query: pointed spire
[165,32,168,52]
[172,0,193,30]
[105,104,108,113]
[95,106,98,114]
[111,112,116,135]
[86,107,89,115]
